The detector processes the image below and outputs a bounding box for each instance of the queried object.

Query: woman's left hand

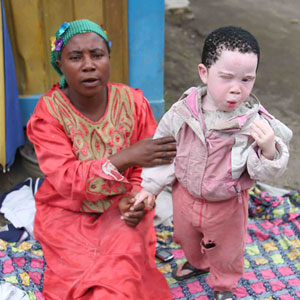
[119,196,145,227]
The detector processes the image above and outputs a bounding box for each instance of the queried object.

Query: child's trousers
[172,182,249,292]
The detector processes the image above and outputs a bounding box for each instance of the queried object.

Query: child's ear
[198,63,208,84]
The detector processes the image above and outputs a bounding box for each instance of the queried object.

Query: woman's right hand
[109,136,176,172]
[128,136,176,167]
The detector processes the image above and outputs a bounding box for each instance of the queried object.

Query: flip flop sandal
[172,261,209,281]
[214,291,233,300]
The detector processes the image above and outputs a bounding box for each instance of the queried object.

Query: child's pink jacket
[141,86,292,201]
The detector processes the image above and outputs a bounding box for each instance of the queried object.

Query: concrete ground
[164,0,300,190]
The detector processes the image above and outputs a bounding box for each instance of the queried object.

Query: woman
[27,19,175,300]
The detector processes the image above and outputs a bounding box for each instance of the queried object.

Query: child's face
[198,49,258,111]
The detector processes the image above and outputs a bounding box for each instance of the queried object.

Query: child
[134,26,292,300]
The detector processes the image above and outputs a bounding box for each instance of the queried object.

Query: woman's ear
[56,60,62,72]
[198,63,208,84]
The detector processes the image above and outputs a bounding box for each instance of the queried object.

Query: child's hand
[119,196,145,227]
[250,120,275,160]
[134,189,155,210]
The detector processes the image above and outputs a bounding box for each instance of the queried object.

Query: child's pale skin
[198,50,276,160]
[133,50,276,299]
[135,50,276,208]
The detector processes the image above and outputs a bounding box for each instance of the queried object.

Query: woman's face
[56,32,110,98]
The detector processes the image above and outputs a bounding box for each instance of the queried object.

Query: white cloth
[0,185,36,239]
[0,282,30,300]
[154,186,173,226]
[257,182,290,197]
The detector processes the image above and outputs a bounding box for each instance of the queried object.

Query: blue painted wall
[19,2,166,125]
[128,0,165,121]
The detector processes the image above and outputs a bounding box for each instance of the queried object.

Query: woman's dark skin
[56,32,176,226]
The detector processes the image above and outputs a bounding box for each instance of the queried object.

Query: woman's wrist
[109,148,133,173]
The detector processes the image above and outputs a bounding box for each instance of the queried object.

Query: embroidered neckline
[55,83,112,125]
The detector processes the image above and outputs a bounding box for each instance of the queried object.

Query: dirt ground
[164,0,300,190]
[0,0,299,200]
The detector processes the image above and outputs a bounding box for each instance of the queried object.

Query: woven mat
[0,239,45,299]
[155,185,300,300]
[0,184,299,300]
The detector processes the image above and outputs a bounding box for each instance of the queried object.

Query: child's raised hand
[250,120,275,160]
[134,189,155,210]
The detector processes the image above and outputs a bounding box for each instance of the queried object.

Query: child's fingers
[146,195,155,209]
[130,199,144,211]
[127,197,136,204]
[250,127,260,142]
[251,120,274,143]
[252,120,273,135]
[133,196,144,208]
[250,128,261,142]
[251,122,264,137]
[134,190,151,207]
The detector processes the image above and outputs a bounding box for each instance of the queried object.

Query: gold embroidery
[81,198,113,213]
[44,85,135,212]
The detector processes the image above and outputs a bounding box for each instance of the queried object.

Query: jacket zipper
[234,185,242,204]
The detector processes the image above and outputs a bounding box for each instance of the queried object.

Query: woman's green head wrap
[50,19,110,88]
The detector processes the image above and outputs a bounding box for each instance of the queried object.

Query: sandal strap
[182,261,199,272]
[214,291,233,300]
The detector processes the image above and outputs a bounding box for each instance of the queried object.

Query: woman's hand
[250,120,275,160]
[110,136,176,172]
[119,196,145,227]
[128,136,176,167]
